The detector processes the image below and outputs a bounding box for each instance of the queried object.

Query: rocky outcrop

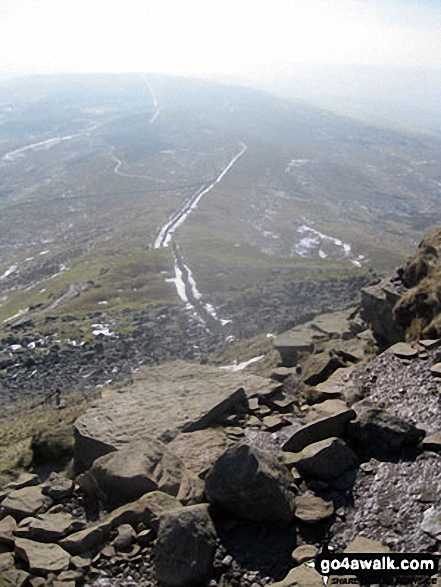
[74,361,269,471]
[360,278,404,345]
[205,443,296,524]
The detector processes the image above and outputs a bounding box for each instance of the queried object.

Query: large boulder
[205,443,295,524]
[347,408,425,460]
[74,360,269,471]
[289,437,358,480]
[154,504,217,587]
[90,438,186,506]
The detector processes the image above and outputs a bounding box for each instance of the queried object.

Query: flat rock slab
[389,342,419,359]
[344,536,390,553]
[15,512,85,542]
[431,363,441,377]
[74,360,270,471]
[294,494,334,523]
[15,538,70,574]
[169,429,234,477]
[0,515,17,547]
[2,486,48,521]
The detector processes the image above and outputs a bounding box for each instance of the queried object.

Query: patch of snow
[0,265,17,279]
[39,250,50,256]
[3,308,29,323]
[220,355,265,372]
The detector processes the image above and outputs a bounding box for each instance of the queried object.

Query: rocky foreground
[1,230,441,587]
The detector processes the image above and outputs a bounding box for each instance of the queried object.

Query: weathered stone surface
[168,428,234,478]
[41,472,75,501]
[347,408,425,460]
[312,310,355,339]
[421,506,441,540]
[177,472,205,505]
[0,516,17,547]
[302,351,347,387]
[294,494,334,523]
[91,438,185,506]
[14,512,85,542]
[282,402,356,453]
[154,504,216,587]
[58,523,107,555]
[1,486,48,520]
[274,325,315,366]
[419,339,441,350]
[104,490,181,532]
[361,279,404,345]
[431,363,441,377]
[112,524,136,552]
[291,544,319,564]
[270,565,324,586]
[0,567,29,586]
[205,443,295,524]
[344,536,391,553]
[290,437,358,480]
[312,366,359,404]
[5,473,39,491]
[15,538,70,574]
[422,432,441,452]
[74,360,269,471]
[389,342,419,359]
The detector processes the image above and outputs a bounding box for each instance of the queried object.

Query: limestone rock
[104,490,181,533]
[0,516,17,550]
[290,437,358,480]
[274,326,315,366]
[205,443,295,524]
[177,472,205,505]
[431,363,441,377]
[312,366,359,404]
[291,544,319,564]
[168,428,234,478]
[74,360,269,471]
[91,438,185,506]
[282,402,356,453]
[389,342,418,359]
[41,472,75,501]
[270,564,324,586]
[421,506,441,540]
[422,432,441,452]
[15,538,70,574]
[14,512,85,542]
[5,473,39,491]
[361,279,404,345]
[294,494,334,524]
[1,486,48,521]
[112,524,136,552]
[347,408,425,460]
[59,523,107,555]
[154,504,216,587]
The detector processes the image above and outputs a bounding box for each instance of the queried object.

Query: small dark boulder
[205,443,295,524]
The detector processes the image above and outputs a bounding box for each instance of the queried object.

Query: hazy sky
[0,0,440,78]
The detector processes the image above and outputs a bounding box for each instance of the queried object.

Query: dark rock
[205,443,295,524]
[346,408,425,460]
[154,504,216,587]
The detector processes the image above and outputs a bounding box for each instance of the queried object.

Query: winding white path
[154,141,247,248]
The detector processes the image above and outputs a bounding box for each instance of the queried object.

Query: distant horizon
[0,0,440,80]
